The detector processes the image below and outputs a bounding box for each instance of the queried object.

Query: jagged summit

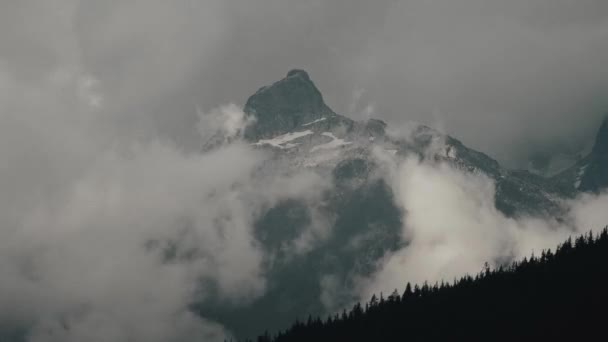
[286,69,311,80]
[206,71,596,339]
[243,69,340,140]
[240,70,606,216]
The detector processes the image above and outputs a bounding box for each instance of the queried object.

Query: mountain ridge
[243,69,583,217]
[198,70,606,339]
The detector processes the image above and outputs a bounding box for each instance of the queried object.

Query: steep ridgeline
[244,69,571,217]
[244,69,349,141]
[553,118,608,193]
[197,70,602,339]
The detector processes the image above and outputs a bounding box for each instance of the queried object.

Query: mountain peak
[243,69,337,140]
[286,69,311,80]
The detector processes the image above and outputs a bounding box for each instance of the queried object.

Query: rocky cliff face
[244,70,345,141]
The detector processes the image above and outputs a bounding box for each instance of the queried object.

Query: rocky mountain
[552,118,608,194]
[198,70,605,339]
[244,69,572,217]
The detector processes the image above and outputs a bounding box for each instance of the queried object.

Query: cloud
[0,29,328,339]
[7,1,605,165]
[0,45,336,339]
[0,97,266,341]
[2,1,608,339]
[198,104,255,149]
[319,274,343,312]
[568,192,608,232]
[357,153,608,298]
[85,0,608,167]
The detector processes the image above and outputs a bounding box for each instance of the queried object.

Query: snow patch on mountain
[302,117,327,126]
[254,130,313,149]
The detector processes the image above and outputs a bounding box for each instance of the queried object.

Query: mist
[1,1,608,340]
[357,150,608,298]
[0,60,328,340]
[4,1,608,166]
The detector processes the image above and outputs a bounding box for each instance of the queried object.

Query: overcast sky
[3,0,608,167]
[2,2,608,340]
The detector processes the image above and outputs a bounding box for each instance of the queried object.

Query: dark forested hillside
[246,228,608,342]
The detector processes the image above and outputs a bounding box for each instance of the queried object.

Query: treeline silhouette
[244,228,608,342]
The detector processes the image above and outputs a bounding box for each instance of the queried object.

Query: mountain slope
[197,70,604,339]
[245,70,571,217]
[553,117,608,194]
[250,229,608,342]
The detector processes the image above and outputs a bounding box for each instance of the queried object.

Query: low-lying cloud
[1,100,260,341]
[357,152,608,298]
[0,60,329,340]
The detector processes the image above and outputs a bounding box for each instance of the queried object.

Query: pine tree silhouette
[244,227,608,342]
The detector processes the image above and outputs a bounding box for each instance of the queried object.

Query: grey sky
[4,0,608,166]
[1,2,608,339]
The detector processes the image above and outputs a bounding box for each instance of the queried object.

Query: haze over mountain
[5,1,608,168]
[192,70,608,339]
[249,228,608,342]
[1,58,607,341]
[1,2,608,341]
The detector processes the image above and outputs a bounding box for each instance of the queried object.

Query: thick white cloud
[0,38,326,342]
[358,154,608,298]
[568,192,608,232]
[0,53,339,339]
[0,77,261,340]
